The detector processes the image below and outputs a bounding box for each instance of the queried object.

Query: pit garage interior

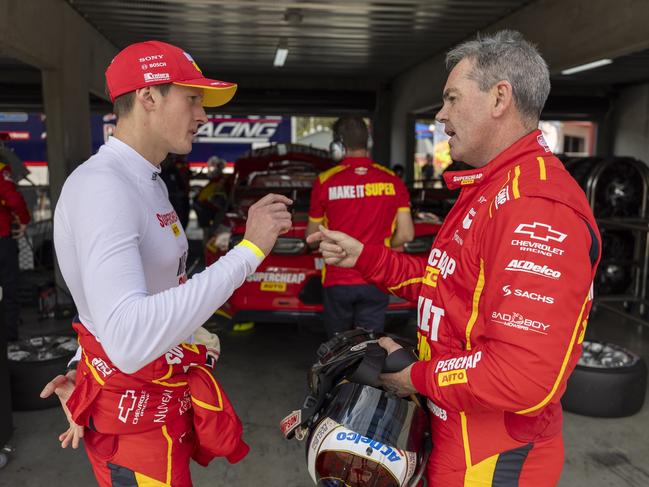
[1,0,649,486]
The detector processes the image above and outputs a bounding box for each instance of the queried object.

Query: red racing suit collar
[443,129,550,190]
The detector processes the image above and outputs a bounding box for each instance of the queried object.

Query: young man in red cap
[41,40,292,486]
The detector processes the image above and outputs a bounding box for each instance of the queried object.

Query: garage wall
[613,83,649,164]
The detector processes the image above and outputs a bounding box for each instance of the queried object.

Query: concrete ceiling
[65,0,533,79]
[1,0,649,114]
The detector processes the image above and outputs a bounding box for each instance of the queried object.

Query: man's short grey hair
[446,30,550,124]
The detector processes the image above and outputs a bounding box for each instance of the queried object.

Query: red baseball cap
[105,40,237,107]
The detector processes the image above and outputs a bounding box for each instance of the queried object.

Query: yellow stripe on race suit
[460,411,472,467]
[465,259,485,351]
[162,425,173,485]
[464,453,499,486]
[181,343,200,354]
[512,165,521,199]
[83,350,105,386]
[134,471,169,486]
[190,365,224,412]
[387,277,423,294]
[537,156,547,181]
[152,365,188,388]
[308,216,324,223]
[516,294,590,415]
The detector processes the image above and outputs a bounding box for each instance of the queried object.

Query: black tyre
[7,335,77,411]
[562,340,647,417]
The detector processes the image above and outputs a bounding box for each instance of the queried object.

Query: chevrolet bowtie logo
[514,222,567,243]
[118,390,137,423]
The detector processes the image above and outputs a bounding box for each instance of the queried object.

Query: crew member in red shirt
[306,116,414,337]
[0,155,30,342]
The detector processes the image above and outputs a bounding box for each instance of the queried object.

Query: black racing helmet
[280,329,430,487]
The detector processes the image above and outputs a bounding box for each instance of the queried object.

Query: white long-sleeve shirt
[54,136,261,373]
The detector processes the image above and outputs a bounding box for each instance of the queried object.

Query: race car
[204,144,443,324]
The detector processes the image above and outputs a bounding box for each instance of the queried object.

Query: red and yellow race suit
[355,130,601,486]
[67,322,248,486]
[0,162,30,237]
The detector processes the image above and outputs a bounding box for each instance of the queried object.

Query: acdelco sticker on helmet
[424,248,456,287]
[310,424,415,485]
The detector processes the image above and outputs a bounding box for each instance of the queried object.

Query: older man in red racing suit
[308,31,601,486]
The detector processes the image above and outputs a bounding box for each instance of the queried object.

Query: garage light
[561,59,612,75]
[274,39,289,67]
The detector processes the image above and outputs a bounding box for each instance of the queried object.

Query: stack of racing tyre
[562,156,648,417]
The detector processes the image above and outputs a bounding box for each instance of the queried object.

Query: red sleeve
[356,243,427,303]
[410,197,597,414]
[308,177,325,222]
[394,178,410,211]
[0,166,31,224]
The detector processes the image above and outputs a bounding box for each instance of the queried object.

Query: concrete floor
[1,305,648,486]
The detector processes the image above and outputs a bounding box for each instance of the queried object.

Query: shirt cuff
[410,360,429,397]
[236,239,265,261]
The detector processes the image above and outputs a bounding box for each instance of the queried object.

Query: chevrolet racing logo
[118,390,137,423]
[514,222,567,243]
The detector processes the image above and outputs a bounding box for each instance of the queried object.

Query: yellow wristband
[237,239,266,260]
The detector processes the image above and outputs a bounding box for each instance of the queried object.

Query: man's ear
[492,80,513,118]
[135,86,156,112]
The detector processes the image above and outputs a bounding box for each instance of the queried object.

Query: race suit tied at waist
[67,321,205,434]
[67,321,250,464]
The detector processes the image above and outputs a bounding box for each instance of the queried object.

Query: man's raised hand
[305,225,363,268]
[243,193,293,256]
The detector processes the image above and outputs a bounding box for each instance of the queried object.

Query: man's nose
[435,105,447,123]
[196,105,208,124]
